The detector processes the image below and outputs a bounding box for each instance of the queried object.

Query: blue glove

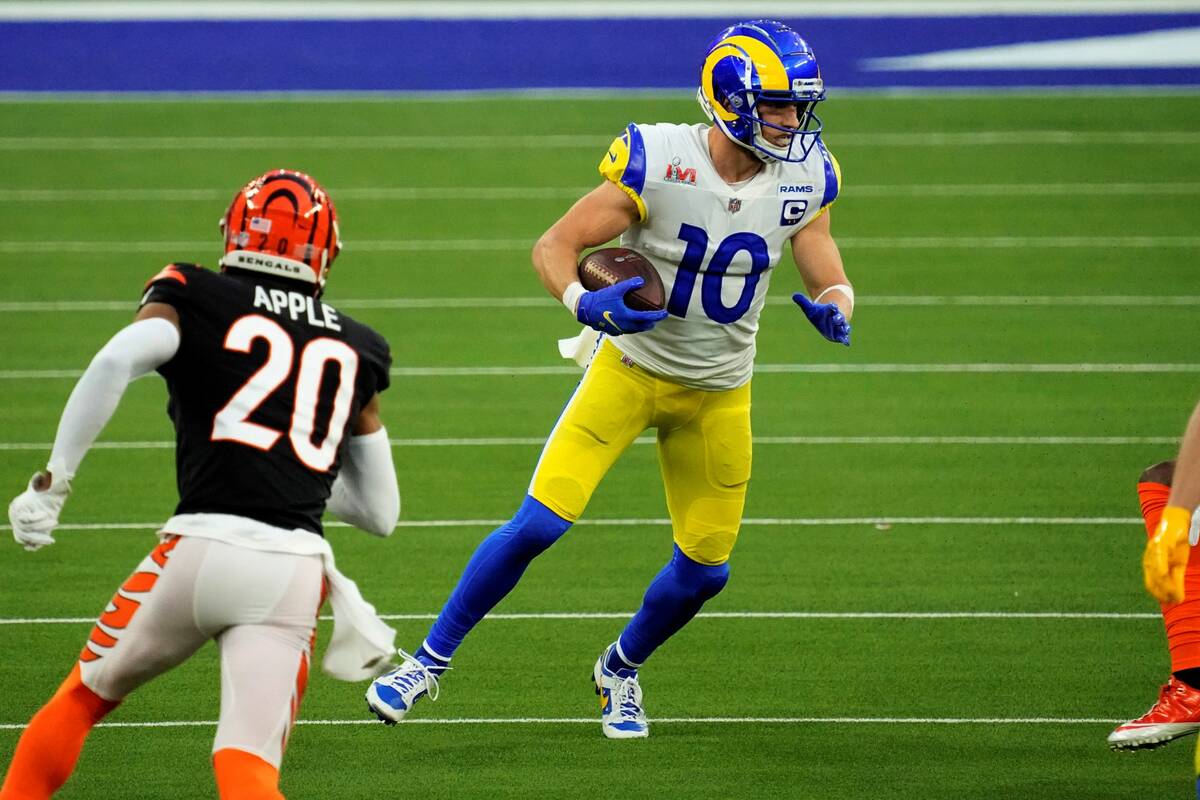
[576,277,668,336]
[793,293,851,346]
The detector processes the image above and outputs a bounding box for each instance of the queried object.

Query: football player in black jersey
[4,170,399,800]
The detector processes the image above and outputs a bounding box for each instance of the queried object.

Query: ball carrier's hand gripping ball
[573,247,667,336]
[577,247,666,312]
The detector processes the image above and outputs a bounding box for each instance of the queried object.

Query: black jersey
[141,264,391,535]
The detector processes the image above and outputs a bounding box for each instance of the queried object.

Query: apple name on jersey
[252,285,343,331]
[599,122,840,390]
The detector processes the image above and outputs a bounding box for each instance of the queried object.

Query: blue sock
[604,642,639,676]
[424,495,572,659]
[616,545,730,666]
[414,643,450,675]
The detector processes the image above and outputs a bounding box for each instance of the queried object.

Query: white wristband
[561,281,586,316]
[814,283,854,310]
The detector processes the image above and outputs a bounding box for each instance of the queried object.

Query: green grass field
[1,92,1199,798]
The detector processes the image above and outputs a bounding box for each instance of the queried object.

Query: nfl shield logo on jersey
[727,197,742,214]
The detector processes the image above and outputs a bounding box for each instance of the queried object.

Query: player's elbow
[362,488,400,537]
[532,225,579,268]
[531,230,558,273]
[1140,460,1176,487]
[88,347,136,382]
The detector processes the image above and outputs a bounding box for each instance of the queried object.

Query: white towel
[557,326,601,368]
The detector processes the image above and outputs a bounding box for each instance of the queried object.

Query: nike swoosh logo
[602,311,624,333]
[607,150,618,162]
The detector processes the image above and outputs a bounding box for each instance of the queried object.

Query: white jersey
[598,122,840,390]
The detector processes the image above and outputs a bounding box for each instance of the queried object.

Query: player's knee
[1140,460,1176,487]
[671,546,730,602]
[503,495,572,556]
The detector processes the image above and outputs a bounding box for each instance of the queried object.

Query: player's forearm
[327,427,400,536]
[533,183,640,309]
[1168,401,1200,512]
[47,318,180,480]
[531,230,585,304]
[792,220,853,320]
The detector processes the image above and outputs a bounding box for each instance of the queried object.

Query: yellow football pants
[529,339,752,565]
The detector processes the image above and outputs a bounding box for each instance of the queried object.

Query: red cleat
[1108,677,1200,751]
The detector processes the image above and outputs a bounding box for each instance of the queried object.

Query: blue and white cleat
[366,649,445,725]
[593,644,649,739]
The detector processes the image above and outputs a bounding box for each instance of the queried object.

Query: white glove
[8,471,71,551]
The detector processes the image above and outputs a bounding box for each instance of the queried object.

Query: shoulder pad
[598,123,648,222]
[816,142,841,211]
[144,262,205,290]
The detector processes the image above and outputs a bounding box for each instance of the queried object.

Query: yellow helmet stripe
[722,35,790,90]
[700,34,790,121]
[701,43,745,122]
[700,34,792,120]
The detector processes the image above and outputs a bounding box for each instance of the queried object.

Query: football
[577,247,666,312]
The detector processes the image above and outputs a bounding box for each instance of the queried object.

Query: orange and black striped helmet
[218,169,341,295]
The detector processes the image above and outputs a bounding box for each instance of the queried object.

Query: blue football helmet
[697,20,825,163]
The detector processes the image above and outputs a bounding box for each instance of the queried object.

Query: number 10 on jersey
[666,223,771,324]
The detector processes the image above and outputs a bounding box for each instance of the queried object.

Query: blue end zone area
[1,12,1199,92]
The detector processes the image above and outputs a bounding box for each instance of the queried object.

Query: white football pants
[77,534,324,768]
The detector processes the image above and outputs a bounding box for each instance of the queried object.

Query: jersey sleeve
[360,327,392,396]
[813,143,842,219]
[140,262,203,310]
[598,123,649,222]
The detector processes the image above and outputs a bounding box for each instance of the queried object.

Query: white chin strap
[220,250,319,286]
[752,123,792,161]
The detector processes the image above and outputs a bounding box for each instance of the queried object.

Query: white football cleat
[593,644,649,739]
[365,649,445,725]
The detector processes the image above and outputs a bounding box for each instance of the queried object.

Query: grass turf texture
[1,93,1199,798]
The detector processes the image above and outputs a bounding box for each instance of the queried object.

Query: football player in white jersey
[368,19,853,739]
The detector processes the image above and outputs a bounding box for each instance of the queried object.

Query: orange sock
[213,749,284,800]
[1140,481,1200,672]
[0,665,118,800]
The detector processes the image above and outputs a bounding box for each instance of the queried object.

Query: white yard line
[0,715,1121,731]
[749,363,1200,374]
[3,295,1200,313]
[9,182,1200,202]
[0,436,1178,452]
[1,236,1196,253]
[396,363,1200,377]
[0,132,1197,150]
[0,611,1158,625]
[0,517,1143,534]
[4,363,1199,380]
[840,295,1200,307]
